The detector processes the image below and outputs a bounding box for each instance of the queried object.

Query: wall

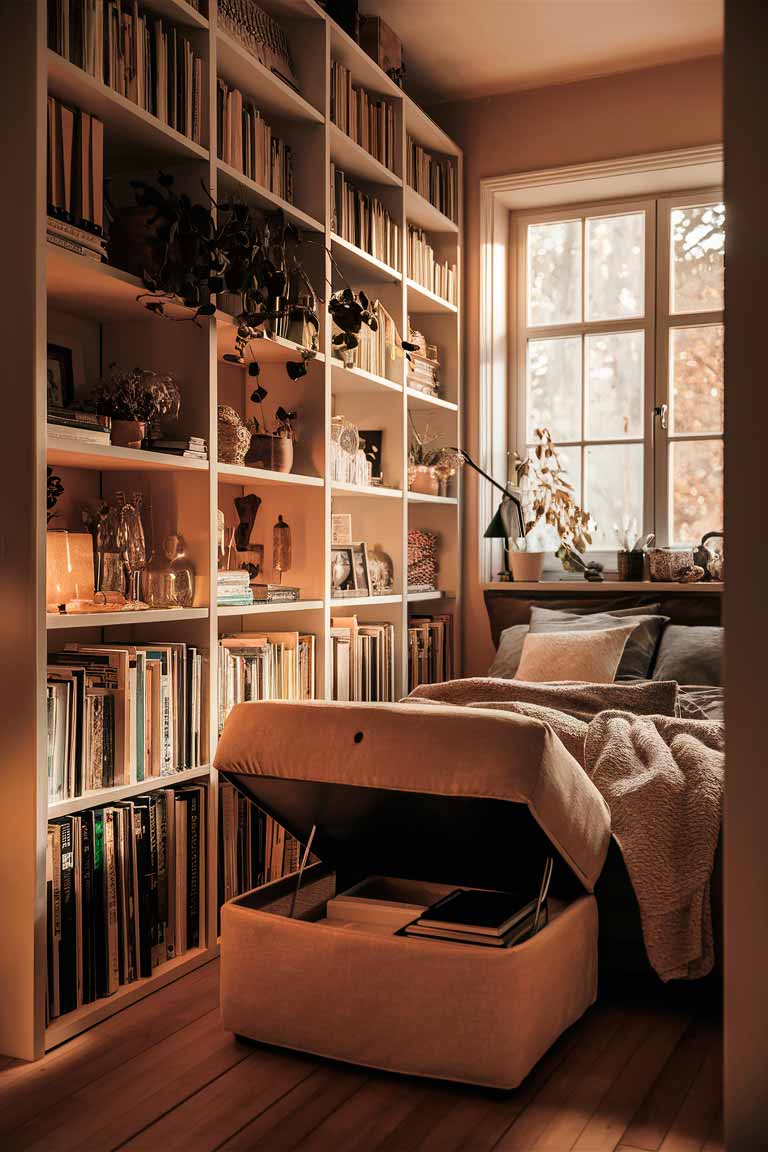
[723,1,768,1143]
[431,55,723,674]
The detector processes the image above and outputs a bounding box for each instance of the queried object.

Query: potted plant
[245,373,297,473]
[408,416,443,495]
[93,365,181,448]
[511,428,594,581]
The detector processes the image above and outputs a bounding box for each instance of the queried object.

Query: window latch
[654,403,669,430]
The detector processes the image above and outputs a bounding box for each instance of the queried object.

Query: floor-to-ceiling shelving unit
[0,0,461,1060]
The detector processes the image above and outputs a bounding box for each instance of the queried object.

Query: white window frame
[510,187,723,558]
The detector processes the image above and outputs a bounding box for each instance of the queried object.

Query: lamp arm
[448,448,511,498]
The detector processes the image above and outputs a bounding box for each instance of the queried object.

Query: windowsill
[483,580,724,592]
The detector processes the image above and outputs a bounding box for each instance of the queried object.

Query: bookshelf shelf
[217,599,325,617]
[331,482,402,499]
[46,607,209,630]
[47,50,209,163]
[47,437,210,473]
[44,947,212,1050]
[331,233,402,284]
[404,185,459,234]
[218,463,324,487]
[2,1,461,1062]
[406,278,459,315]
[331,360,403,396]
[406,388,459,413]
[216,160,325,234]
[329,123,402,188]
[407,492,458,505]
[47,766,212,819]
[216,29,325,124]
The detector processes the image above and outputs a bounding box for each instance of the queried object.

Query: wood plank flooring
[0,960,723,1152]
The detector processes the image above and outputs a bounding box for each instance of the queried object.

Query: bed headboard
[483,586,722,649]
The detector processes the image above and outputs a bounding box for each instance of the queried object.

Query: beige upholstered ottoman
[214,700,611,1089]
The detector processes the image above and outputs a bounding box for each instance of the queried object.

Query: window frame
[509,187,723,556]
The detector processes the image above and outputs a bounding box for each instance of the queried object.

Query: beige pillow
[514,624,638,685]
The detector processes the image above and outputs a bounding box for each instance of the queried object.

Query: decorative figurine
[273,514,291,583]
[234,493,262,551]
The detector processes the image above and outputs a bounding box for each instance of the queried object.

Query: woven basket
[218,405,252,465]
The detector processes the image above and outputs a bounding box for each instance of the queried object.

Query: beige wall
[431,55,723,674]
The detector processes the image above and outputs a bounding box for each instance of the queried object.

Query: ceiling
[360,0,723,103]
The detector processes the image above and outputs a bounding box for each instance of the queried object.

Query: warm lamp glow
[46,531,95,610]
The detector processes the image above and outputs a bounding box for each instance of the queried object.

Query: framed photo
[331,546,356,595]
[359,430,383,482]
[46,344,74,409]
[331,512,353,547]
[351,541,371,596]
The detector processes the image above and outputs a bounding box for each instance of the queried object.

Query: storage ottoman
[214,700,611,1089]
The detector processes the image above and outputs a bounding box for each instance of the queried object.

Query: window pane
[585,331,644,439]
[584,443,643,550]
[527,219,581,326]
[669,324,724,435]
[671,203,725,314]
[670,439,723,544]
[527,336,581,443]
[586,212,644,321]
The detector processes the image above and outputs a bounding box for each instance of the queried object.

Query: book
[402,912,539,948]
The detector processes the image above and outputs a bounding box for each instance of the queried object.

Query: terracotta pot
[246,434,294,473]
[111,419,146,449]
[509,550,546,582]
[408,464,439,496]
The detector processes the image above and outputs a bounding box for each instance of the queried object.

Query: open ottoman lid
[214,700,611,893]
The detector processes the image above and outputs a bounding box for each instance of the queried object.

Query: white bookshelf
[0,0,461,1060]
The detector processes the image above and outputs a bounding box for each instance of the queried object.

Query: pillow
[652,625,723,686]
[514,625,639,684]
[488,624,529,678]
[529,606,669,681]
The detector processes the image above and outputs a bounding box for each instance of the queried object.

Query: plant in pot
[407,415,461,497]
[511,427,596,582]
[244,369,297,473]
[93,365,181,449]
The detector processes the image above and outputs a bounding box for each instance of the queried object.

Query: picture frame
[331,512,353,547]
[46,343,74,409]
[359,430,383,483]
[331,546,357,595]
[351,541,371,596]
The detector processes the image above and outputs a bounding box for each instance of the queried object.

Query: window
[511,192,724,551]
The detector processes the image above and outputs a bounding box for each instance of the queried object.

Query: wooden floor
[0,959,722,1152]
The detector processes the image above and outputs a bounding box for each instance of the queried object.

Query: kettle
[693,532,724,581]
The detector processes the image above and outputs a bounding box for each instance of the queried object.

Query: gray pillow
[529,606,669,681]
[488,625,529,678]
[652,626,722,687]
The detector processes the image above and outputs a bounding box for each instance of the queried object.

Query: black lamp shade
[484,495,524,540]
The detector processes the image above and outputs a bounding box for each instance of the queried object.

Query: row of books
[46,784,206,1021]
[217,79,294,203]
[218,780,302,906]
[408,226,458,305]
[48,1,205,145]
[407,614,454,692]
[406,138,457,223]
[331,617,395,702]
[47,94,106,262]
[218,632,316,731]
[47,642,205,803]
[330,60,397,173]
[341,299,403,383]
[331,164,401,271]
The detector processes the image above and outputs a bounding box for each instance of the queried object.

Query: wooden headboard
[483,584,722,649]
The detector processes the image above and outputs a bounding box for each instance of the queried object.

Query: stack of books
[402,865,552,949]
[408,613,454,690]
[46,642,205,803]
[218,780,302,906]
[251,584,300,603]
[218,632,315,731]
[217,79,294,202]
[47,1,205,145]
[149,435,208,460]
[331,164,401,270]
[47,95,105,262]
[407,226,457,305]
[406,137,457,222]
[217,570,253,608]
[46,784,206,1021]
[331,616,395,702]
[330,60,397,172]
[47,409,111,445]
